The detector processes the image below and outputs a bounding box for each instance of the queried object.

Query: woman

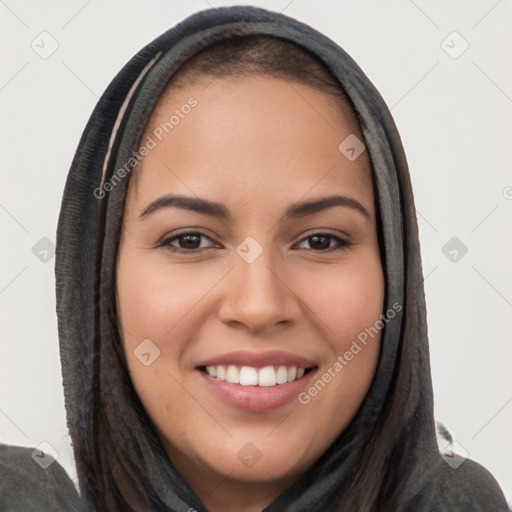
[26,4,508,512]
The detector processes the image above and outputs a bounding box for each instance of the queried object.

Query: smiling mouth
[198,364,317,387]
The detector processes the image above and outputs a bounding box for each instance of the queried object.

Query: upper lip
[196,350,316,369]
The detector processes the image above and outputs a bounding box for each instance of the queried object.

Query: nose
[217,248,302,335]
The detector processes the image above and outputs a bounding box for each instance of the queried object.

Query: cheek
[116,251,203,417]
[116,251,213,344]
[299,253,384,417]
[308,253,384,342]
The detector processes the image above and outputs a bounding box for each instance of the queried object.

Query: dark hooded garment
[1,5,509,512]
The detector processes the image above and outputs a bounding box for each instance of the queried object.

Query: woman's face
[116,76,384,498]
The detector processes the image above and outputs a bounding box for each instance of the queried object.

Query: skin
[116,76,385,512]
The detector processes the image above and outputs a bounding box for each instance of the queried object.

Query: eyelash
[158,231,352,255]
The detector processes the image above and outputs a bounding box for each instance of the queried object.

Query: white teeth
[239,366,258,386]
[216,365,226,380]
[226,365,239,383]
[276,365,288,384]
[258,366,277,386]
[204,364,309,386]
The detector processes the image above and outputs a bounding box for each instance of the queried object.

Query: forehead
[128,76,373,212]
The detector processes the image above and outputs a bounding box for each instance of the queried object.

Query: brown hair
[165,34,357,113]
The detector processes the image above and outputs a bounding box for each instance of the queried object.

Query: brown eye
[175,234,202,250]
[297,233,351,252]
[159,232,217,254]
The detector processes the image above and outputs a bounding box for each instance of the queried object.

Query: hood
[55,5,506,512]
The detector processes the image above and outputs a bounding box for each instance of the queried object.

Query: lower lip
[197,369,317,412]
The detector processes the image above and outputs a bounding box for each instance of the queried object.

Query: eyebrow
[139,193,370,221]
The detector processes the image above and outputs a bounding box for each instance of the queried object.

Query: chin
[207,446,311,484]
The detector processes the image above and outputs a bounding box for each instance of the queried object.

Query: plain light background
[1,0,511,505]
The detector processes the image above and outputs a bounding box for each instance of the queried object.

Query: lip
[196,369,318,413]
[195,350,316,369]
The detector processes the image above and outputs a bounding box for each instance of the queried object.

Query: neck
[194,476,286,512]
[166,446,299,512]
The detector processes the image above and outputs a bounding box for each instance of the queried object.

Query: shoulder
[404,456,510,512]
[0,443,82,512]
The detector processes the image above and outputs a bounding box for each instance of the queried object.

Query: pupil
[181,235,200,249]
[310,236,330,250]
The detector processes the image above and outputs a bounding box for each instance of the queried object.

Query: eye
[159,231,216,254]
[296,233,352,252]
[158,230,352,255]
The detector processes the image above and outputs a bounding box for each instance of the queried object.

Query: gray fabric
[49,5,509,512]
[0,443,81,511]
